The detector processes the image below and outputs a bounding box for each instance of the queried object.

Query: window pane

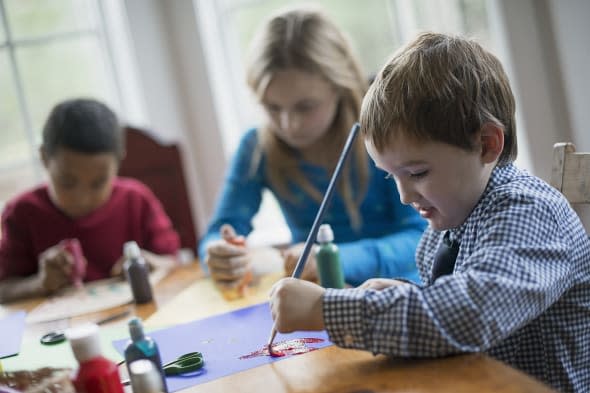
[226,0,399,76]
[5,0,97,40]
[16,36,115,142]
[0,8,5,43]
[459,0,490,44]
[0,51,30,165]
[0,164,37,206]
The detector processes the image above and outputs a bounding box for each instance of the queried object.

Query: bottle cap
[128,317,145,341]
[65,323,102,363]
[316,224,334,243]
[124,241,141,259]
[129,359,163,393]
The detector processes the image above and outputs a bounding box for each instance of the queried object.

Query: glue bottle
[315,224,345,289]
[129,359,164,393]
[124,317,168,393]
[66,323,124,393]
[123,241,153,304]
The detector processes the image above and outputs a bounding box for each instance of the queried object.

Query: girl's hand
[358,278,406,290]
[269,277,325,333]
[282,242,318,282]
[205,224,251,287]
[37,244,75,294]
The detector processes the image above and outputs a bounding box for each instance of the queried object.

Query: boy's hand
[37,245,75,294]
[282,242,318,282]
[141,249,177,271]
[269,277,325,333]
[358,278,406,290]
[205,224,251,287]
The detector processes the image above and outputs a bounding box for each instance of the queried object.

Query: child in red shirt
[0,98,180,302]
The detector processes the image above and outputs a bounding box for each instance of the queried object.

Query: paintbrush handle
[268,123,360,351]
[291,123,360,279]
[267,325,278,348]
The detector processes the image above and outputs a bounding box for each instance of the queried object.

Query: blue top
[199,128,426,286]
[323,163,590,392]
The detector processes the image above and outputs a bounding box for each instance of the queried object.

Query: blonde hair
[361,32,517,165]
[246,6,369,228]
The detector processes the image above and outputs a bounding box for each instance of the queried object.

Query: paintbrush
[267,122,360,355]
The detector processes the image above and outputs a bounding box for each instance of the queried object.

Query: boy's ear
[39,146,49,168]
[480,122,504,164]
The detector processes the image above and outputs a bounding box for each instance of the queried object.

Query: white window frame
[0,0,146,202]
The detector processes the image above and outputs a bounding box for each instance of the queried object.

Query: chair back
[119,127,198,250]
[550,142,590,204]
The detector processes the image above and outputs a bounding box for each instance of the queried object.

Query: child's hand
[110,255,126,277]
[269,277,325,333]
[141,249,177,271]
[37,245,76,294]
[205,224,251,287]
[358,278,406,290]
[282,242,318,282]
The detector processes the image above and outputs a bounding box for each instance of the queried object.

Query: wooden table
[2,262,556,392]
[2,263,204,342]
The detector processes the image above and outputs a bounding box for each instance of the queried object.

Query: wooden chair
[119,126,198,251]
[550,142,590,204]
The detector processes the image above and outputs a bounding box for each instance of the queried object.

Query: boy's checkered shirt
[323,163,590,393]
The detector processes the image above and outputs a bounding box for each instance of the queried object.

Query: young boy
[269,33,590,392]
[0,98,180,303]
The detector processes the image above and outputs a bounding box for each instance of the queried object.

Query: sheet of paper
[112,302,332,392]
[2,324,126,371]
[0,311,26,358]
[145,271,284,328]
[26,269,168,323]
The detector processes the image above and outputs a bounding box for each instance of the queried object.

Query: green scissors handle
[163,351,204,376]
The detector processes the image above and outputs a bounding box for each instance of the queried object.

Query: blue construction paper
[112,302,332,392]
[0,311,26,358]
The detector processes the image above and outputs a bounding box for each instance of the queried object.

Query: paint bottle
[129,359,164,393]
[66,323,124,393]
[123,241,153,304]
[124,318,168,393]
[315,224,345,289]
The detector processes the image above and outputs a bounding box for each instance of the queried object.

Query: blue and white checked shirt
[324,163,590,392]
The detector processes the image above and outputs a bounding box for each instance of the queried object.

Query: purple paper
[0,311,26,358]
[112,302,332,392]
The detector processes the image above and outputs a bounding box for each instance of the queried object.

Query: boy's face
[41,147,118,219]
[365,133,495,231]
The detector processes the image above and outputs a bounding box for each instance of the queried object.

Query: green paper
[2,325,128,371]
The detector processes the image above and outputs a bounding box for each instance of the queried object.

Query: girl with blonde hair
[199,6,425,292]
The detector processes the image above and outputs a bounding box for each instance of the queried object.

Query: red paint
[239,338,324,360]
[72,356,124,393]
[60,238,87,288]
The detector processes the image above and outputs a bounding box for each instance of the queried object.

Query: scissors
[163,352,204,376]
[121,351,205,386]
[40,309,131,345]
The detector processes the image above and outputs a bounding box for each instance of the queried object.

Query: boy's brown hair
[361,32,517,166]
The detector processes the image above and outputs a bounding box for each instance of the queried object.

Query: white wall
[488,0,590,228]
[547,0,590,227]
[123,0,590,235]
[123,0,227,236]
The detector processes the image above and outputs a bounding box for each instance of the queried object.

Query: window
[0,0,141,206]
[201,0,491,153]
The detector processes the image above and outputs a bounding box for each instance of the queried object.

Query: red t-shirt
[0,177,180,281]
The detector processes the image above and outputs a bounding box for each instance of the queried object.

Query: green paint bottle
[315,224,345,289]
